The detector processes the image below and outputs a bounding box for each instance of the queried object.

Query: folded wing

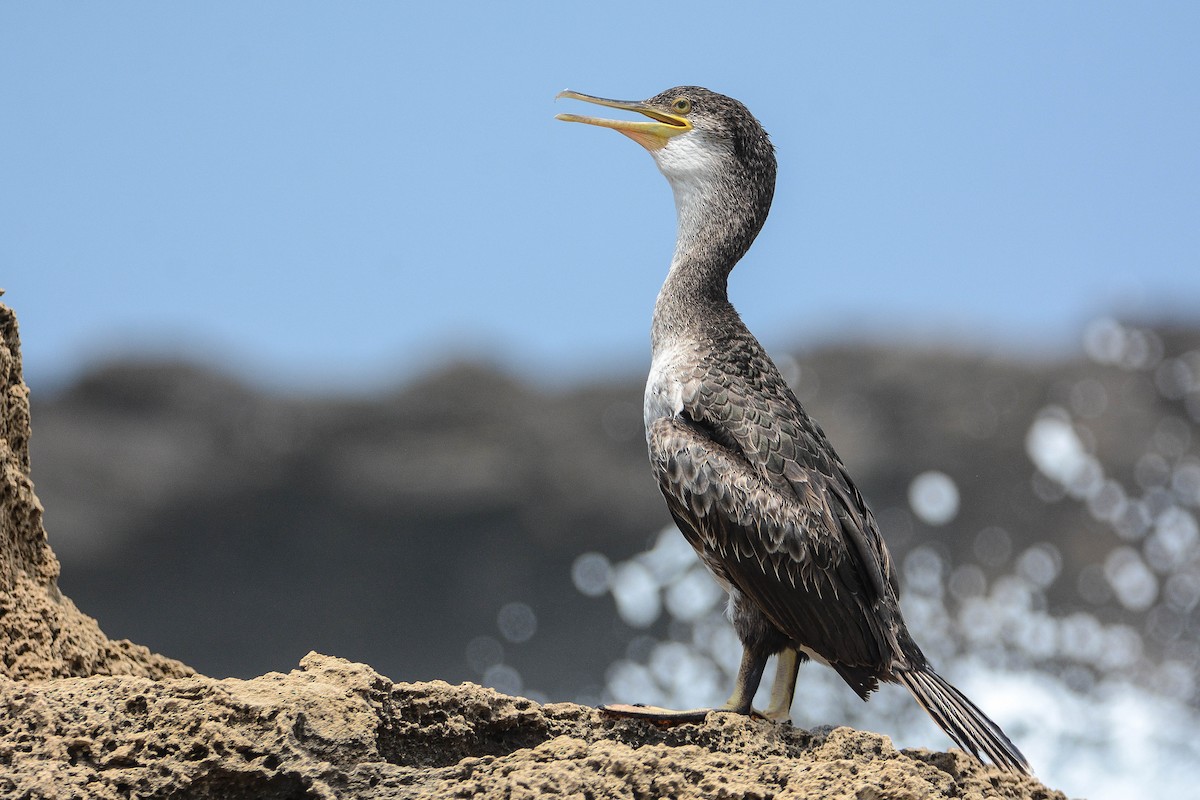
[649,414,906,695]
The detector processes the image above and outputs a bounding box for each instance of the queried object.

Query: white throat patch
[649,130,734,269]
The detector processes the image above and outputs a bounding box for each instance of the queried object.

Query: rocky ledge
[0,302,1065,799]
[0,653,1064,800]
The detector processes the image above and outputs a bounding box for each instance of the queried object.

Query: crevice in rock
[155,768,315,800]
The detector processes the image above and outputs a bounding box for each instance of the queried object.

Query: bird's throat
[646,128,775,354]
[650,179,763,352]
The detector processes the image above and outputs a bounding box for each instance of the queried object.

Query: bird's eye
[672,97,691,114]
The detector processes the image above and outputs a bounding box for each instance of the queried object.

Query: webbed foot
[598,703,716,723]
[599,703,775,723]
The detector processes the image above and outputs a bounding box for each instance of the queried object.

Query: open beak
[555,90,691,151]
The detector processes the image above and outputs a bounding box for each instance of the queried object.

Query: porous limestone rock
[0,302,1066,799]
[0,304,190,681]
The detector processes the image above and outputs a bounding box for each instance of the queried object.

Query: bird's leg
[600,645,769,724]
[719,645,769,715]
[761,647,801,720]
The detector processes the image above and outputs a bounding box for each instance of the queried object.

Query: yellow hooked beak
[555,90,691,151]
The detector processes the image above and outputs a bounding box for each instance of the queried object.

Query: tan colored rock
[0,302,1067,799]
[0,653,1065,800]
[0,303,190,681]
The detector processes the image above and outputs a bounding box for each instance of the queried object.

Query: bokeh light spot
[1026,409,1090,486]
[1017,543,1062,588]
[1060,613,1104,662]
[610,561,661,628]
[1145,507,1198,572]
[904,546,945,596]
[571,552,612,597]
[1087,480,1128,523]
[1099,625,1143,670]
[665,566,723,622]
[1163,572,1200,613]
[465,635,504,674]
[1172,460,1200,506]
[1155,358,1193,399]
[482,663,523,696]
[1135,453,1171,489]
[497,601,537,644]
[1104,547,1158,612]
[908,471,959,526]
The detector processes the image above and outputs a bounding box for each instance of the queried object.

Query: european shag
[556,86,1029,774]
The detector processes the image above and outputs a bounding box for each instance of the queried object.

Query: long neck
[651,158,774,352]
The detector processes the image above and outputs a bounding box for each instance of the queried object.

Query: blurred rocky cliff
[28,317,1200,718]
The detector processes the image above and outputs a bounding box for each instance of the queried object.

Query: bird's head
[557,86,777,270]
[555,86,774,193]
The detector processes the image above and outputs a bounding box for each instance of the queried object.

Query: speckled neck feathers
[648,102,776,353]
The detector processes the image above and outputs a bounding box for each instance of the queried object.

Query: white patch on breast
[644,341,693,431]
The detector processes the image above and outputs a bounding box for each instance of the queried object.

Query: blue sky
[4,3,1198,391]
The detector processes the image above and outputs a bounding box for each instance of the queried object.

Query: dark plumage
[558,86,1029,774]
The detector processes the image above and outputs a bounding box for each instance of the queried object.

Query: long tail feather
[897,667,1029,774]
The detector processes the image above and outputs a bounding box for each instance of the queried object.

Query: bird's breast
[643,341,699,434]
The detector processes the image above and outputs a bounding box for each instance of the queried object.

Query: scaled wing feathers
[649,414,897,680]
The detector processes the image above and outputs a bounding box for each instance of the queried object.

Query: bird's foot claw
[758,707,793,722]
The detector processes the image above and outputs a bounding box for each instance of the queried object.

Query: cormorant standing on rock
[556,86,1029,774]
